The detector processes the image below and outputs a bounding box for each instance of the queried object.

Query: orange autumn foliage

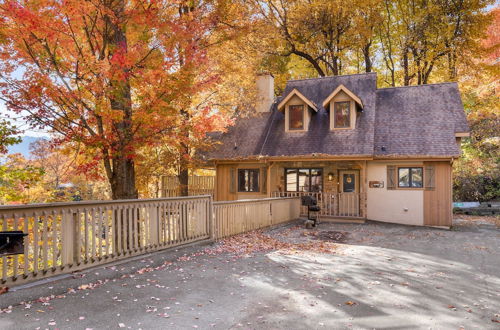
[0,0,231,198]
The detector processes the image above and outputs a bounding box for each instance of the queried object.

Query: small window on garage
[398,167,423,188]
[238,169,259,192]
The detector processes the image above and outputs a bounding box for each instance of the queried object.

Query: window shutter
[229,167,236,194]
[261,167,268,194]
[387,166,397,190]
[424,165,435,191]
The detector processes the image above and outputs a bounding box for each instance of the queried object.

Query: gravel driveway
[1,217,499,329]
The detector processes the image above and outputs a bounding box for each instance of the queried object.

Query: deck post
[148,205,160,246]
[61,211,78,266]
[208,196,215,240]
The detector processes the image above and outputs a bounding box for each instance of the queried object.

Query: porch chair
[301,195,320,227]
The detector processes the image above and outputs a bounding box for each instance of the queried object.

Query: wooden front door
[339,170,360,216]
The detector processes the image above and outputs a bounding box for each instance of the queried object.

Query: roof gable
[322,84,364,108]
[277,88,318,112]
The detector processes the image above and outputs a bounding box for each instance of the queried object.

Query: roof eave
[277,88,318,112]
[322,84,364,108]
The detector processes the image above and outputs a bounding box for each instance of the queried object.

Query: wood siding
[424,161,452,227]
[215,164,237,201]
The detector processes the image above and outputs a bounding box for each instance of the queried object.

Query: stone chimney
[255,73,274,113]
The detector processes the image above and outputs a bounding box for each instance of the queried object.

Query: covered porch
[214,159,368,219]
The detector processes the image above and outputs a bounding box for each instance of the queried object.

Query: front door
[339,170,360,216]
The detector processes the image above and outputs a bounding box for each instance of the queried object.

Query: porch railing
[1,196,300,286]
[213,197,300,239]
[271,191,365,218]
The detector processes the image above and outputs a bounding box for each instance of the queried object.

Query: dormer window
[323,84,363,130]
[289,105,304,130]
[334,101,350,128]
[277,88,318,132]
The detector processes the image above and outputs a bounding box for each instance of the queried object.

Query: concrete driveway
[1,217,499,329]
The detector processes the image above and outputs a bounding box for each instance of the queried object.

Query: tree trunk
[110,157,138,199]
[447,50,457,80]
[403,47,411,86]
[178,152,189,196]
[363,42,372,73]
[106,0,138,200]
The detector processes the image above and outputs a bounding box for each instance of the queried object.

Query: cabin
[204,73,470,228]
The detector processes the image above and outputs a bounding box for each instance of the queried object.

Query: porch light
[328,172,334,181]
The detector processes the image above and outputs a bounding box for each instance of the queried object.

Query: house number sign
[369,181,384,188]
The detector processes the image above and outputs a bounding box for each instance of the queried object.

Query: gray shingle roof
[374,83,468,157]
[206,73,469,160]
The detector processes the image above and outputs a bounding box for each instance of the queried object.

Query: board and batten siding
[423,161,452,227]
[215,164,268,201]
[367,161,424,226]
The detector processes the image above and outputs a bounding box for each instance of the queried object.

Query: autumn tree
[171,0,269,195]
[0,119,20,154]
[0,0,224,200]
[249,0,384,77]
[0,153,44,204]
[453,7,499,202]
[378,0,493,85]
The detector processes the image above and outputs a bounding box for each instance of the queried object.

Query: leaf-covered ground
[1,217,499,329]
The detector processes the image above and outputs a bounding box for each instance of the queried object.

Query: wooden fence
[213,197,301,239]
[161,176,215,197]
[1,196,299,286]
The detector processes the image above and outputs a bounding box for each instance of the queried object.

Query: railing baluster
[1,214,7,281]
[12,213,19,278]
[51,210,58,270]
[42,211,49,272]
[23,212,29,278]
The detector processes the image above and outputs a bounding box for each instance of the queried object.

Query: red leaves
[0,286,8,295]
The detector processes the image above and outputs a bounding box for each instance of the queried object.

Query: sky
[0,98,50,138]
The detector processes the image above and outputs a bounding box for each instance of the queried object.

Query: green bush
[453,174,500,202]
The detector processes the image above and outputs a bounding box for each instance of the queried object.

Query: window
[285,168,322,192]
[238,169,259,192]
[334,101,350,128]
[288,105,304,130]
[398,167,423,188]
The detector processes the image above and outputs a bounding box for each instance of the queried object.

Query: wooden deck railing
[0,196,211,286]
[213,197,300,239]
[1,196,300,286]
[271,192,365,218]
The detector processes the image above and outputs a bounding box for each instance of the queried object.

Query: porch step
[318,216,365,224]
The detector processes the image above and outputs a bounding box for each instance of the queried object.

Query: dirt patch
[209,228,338,256]
[454,214,500,227]
[303,230,349,242]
